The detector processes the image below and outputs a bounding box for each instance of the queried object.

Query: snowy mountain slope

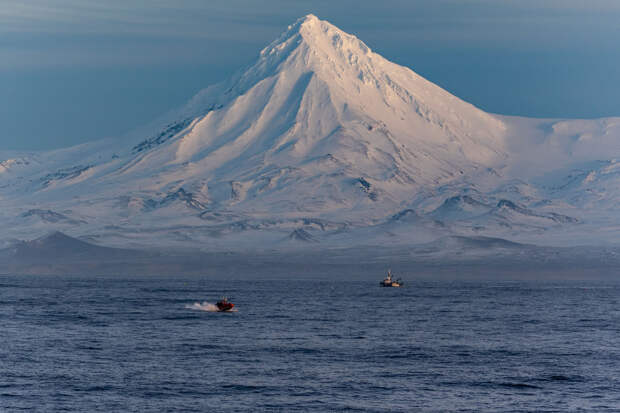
[1,14,620,251]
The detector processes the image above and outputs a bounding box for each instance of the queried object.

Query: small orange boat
[216,297,235,312]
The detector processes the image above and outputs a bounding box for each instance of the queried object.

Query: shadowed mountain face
[0,232,155,275]
[0,232,143,262]
[1,15,619,251]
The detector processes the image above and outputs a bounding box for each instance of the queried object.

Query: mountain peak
[298,13,319,25]
[285,14,337,39]
[259,14,372,65]
[169,14,507,194]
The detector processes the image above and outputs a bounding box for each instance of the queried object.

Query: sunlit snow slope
[1,15,619,250]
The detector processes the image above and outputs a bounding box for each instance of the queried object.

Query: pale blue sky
[1,0,619,150]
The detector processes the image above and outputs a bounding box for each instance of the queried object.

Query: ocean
[2,274,619,412]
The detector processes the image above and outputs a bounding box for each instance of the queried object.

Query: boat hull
[379,282,402,287]
[216,302,235,311]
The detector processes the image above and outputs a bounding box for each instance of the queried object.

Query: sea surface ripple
[2,275,620,412]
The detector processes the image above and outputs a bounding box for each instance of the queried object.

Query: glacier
[1,14,620,254]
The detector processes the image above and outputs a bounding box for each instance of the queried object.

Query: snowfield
[1,15,619,252]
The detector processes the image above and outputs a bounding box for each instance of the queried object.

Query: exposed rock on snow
[20,209,86,225]
[288,228,317,242]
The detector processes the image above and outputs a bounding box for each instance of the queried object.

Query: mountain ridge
[1,15,619,251]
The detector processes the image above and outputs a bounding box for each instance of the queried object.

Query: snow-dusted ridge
[2,14,620,251]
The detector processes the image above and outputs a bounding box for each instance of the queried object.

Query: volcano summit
[1,15,620,252]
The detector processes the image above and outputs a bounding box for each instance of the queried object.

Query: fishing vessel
[380,269,403,287]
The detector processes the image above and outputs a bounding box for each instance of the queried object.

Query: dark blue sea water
[2,275,620,412]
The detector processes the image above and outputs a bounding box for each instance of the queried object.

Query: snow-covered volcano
[2,15,620,251]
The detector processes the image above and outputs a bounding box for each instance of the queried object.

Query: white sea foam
[186,301,219,312]
[186,302,237,312]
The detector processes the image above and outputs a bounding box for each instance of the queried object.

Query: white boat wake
[186,302,237,312]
